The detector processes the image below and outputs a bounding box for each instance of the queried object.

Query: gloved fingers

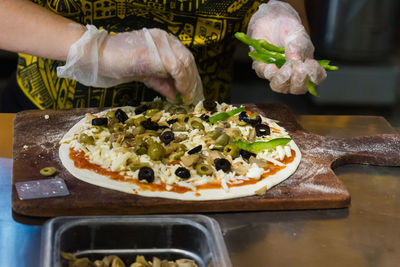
[146,28,202,104]
[289,61,309,94]
[252,61,279,80]
[284,29,314,61]
[166,33,204,104]
[143,28,169,78]
[144,77,177,100]
[269,62,292,94]
[304,58,327,85]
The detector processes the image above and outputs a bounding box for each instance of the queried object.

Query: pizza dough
[59,100,301,200]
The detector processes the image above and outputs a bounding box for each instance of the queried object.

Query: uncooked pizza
[59,99,301,200]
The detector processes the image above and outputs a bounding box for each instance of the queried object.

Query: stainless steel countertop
[0,115,399,267]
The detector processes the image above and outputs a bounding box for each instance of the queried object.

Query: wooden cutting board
[11,104,400,217]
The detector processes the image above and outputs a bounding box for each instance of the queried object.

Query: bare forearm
[0,0,86,60]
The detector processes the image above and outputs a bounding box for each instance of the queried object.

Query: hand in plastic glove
[57,25,204,104]
[247,1,326,94]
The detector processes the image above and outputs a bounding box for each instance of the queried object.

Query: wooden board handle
[332,134,400,167]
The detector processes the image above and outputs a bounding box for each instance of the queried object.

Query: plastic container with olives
[40,215,232,267]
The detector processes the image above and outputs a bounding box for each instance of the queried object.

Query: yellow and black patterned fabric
[17,0,262,109]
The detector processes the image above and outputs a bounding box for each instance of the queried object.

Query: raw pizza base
[59,109,301,201]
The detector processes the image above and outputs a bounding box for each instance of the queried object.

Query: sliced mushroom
[165,143,180,155]
[181,154,200,167]
[176,259,198,267]
[255,185,268,195]
[233,162,250,176]
[111,257,126,267]
[249,156,270,169]
[248,128,256,142]
[151,111,163,122]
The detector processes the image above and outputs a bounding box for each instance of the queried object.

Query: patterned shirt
[17,0,261,109]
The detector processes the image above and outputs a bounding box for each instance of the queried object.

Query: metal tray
[40,215,231,267]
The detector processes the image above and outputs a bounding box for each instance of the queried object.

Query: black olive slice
[160,131,174,145]
[255,124,270,136]
[239,111,248,122]
[239,149,256,160]
[238,111,261,126]
[175,167,191,179]
[141,118,159,130]
[167,118,178,125]
[115,109,129,123]
[214,158,231,172]
[188,145,202,155]
[135,105,149,115]
[92,118,108,126]
[200,114,210,122]
[203,99,217,111]
[252,115,262,125]
[138,167,154,183]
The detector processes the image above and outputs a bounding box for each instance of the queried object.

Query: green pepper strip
[235,32,284,53]
[233,138,291,153]
[209,107,245,124]
[234,32,339,96]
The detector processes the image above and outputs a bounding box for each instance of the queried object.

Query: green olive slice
[196,163,213,176]
[40,166,57,176]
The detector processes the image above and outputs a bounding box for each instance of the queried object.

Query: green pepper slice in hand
[233,138,291,153]
[234,32,338,96]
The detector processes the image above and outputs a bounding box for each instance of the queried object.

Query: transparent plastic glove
[247,1,326,94]
[57,25,204,104]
